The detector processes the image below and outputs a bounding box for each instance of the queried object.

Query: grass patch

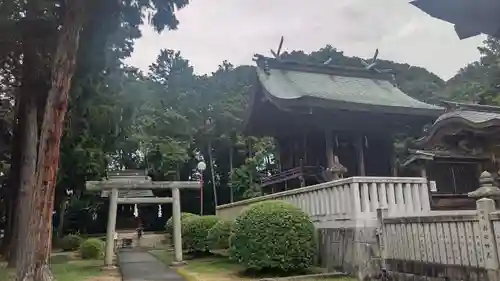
[0,264,10,281]
[0,252,119,281]
[52,260,103,281]
[149,249,355,281]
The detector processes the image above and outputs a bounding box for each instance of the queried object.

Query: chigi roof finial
[361,48,394,75]
[270,36,284,59]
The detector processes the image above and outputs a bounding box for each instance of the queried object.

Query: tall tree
[442,36,500,105]
[7,1,191,280]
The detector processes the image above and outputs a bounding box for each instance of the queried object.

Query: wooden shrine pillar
[325,130,335,168]
[275,138,282,172]
[390,137,399,177]
[325,130,337,180]
[390,156,399,177]
[356,135,366,176]
[420,166,427,178]
[302,133,308,164]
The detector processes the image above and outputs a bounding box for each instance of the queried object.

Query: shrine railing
[216,177,432,225]
[260,165,324,187]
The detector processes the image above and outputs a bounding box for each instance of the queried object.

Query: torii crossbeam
[86,170,200,267]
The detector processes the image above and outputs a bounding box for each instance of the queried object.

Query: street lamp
[197,161,207,215]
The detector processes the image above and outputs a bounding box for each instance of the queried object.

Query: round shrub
[207,219,233,250]
[59,234,83,252]
[165,212,199,234]
[182,215,220,253]
[79,238,104,259]
[230,200,316,271]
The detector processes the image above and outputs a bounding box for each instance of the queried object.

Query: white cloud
[127,0,485,79]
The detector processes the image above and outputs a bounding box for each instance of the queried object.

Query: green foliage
[230,137,276,200]
[230,200,316,271]
[182,215,220,253]
[442,36,500,106]
[59,234,83,252]
[207,219,233,250]
[79,238,104,259]
[165,212,199,234]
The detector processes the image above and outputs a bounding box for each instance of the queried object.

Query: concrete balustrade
[216,177,432,225]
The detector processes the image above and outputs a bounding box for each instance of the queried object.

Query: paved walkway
[118,249,184,281]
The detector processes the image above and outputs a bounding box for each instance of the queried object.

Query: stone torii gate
[86,170,200,267]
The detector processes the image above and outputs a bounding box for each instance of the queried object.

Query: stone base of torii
[86,170,200,267]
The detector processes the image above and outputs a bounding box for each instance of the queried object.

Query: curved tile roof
[417,105,500,147]
[434,110,500,126]
[254,56,443,116]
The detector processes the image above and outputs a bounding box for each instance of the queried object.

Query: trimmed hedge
[207,219,233,250]
[59,234,83,252]
[230,200,316,271]
[165,212,199,235]
[79,238,104,259]
[182,215,220,253]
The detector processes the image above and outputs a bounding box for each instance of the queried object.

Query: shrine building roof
[252,55,444,116]
[417,101,500,147]
[434,102,500,126]
[401,149,491,167]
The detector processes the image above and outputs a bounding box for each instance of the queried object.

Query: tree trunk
[14,93,39,281]
[11,0,46,270]
[1,93,23,262]
[56,198,68,239]
[15,0,86,280]
[6,93,28,267]
[207,140,218,207]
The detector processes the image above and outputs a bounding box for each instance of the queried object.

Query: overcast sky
[127,0,485,80]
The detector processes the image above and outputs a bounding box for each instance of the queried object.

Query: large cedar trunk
[14,93,38,280]
[6,92,29,267]
[1,94,22,263]
[15,0,86,280]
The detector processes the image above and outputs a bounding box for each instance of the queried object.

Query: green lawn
[149,249,355,281]
[50,254,104,281]
[0,253,116,281]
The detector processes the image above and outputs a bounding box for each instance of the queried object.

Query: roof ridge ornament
[361,48,395,76]
[361,48,379,70]
[253,54,271,75]
[270,36,284,59]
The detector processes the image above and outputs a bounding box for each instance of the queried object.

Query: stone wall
[317,226,380,280]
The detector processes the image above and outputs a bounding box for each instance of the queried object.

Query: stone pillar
[171,187,184,265]
[376,208,389,275]
[105,188,119,267]
[476,198,500,281]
